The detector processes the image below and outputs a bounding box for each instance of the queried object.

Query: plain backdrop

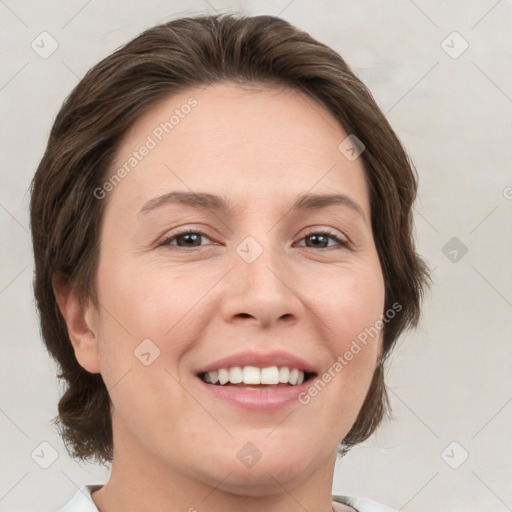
[1,1,511,511]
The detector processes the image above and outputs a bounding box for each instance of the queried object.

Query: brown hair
[30,13,431,465]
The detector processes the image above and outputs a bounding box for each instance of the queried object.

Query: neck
[91,418,342,512]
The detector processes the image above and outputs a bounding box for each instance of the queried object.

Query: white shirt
[59,484,397,512]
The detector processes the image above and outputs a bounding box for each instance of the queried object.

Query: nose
[219,237,303,329]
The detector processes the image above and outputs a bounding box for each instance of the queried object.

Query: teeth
[201,366,307,386]
[278,367,290,383]
[217,368,229,385]
[261,366,279,385]
[243,366,261,384]
[229,367,243,384]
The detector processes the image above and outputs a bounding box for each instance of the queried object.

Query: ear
[53,274,101,374]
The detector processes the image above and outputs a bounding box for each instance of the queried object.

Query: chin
[206,462,309,497]
[194,440,325,497]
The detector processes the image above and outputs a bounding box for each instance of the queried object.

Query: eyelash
[158,228,350,250]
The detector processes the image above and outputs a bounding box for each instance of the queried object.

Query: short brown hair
[30,13,431,465]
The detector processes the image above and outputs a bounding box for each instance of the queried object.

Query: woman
[30,13,430,512]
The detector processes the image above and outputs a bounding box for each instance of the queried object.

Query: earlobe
[52,274,101,374]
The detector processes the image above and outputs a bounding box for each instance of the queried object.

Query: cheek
[93,258,214,375]
[308,260,385,396]
[92,263,193,424]
[313,260,385,346]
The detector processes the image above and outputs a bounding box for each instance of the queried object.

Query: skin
[55,82,385,512]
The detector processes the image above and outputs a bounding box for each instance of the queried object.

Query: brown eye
[298,230,350,250]
[159,230,211,249]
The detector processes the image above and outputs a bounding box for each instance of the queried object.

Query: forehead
[105,82,370,217]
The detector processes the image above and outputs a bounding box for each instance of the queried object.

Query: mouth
[194,350,319,410]
[197,366,317,388]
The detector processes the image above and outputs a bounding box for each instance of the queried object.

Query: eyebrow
[139,191,367,222]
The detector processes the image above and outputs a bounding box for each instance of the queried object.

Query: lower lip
[196,376,315,412]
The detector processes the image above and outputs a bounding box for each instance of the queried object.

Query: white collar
[58,483,104,512]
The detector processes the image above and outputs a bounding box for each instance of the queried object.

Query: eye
[159,229,213,249]
[296,229,350,250]
[158,228,350,251]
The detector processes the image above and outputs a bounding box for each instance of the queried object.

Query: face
[82,83,385,495]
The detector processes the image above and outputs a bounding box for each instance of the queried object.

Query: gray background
[1,0,511,510]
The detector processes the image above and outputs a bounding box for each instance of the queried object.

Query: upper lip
[196,350,317,375]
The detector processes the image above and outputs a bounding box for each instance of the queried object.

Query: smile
[198,365,316,387]
[196,366,318,411]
